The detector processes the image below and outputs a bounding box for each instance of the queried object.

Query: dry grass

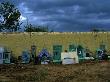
[0,61,110,82]
[0,32,110,57]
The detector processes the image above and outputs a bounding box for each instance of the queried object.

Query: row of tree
[24,24,49,32]
[0,1,107,32]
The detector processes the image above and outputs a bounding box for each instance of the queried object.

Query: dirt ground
[0,61,110,82]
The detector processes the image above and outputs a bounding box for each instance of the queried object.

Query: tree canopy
[0,1,21,32]
[24,24,49,32]
[91,27,106,32]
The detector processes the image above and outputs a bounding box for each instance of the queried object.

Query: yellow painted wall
[0,32,110,57]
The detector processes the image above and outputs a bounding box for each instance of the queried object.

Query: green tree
[91,27,106,32]
[0,1,21,32]
[24,24,49,32]
[91,28,100,32]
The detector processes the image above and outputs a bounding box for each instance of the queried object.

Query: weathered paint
[38,48,50,64]
[3,52,11,64]
[0,47,11,64]
[31,45,37,60]
[21,50,31,64]
[77,45,85,58]
[69,44,76,52]
[61,52,79,64]
[0,47,4,64]
[53,45,62,63]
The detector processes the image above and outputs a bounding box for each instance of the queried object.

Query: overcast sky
[1,0,110,32]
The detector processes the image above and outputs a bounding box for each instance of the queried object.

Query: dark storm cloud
[0,0,110,31]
